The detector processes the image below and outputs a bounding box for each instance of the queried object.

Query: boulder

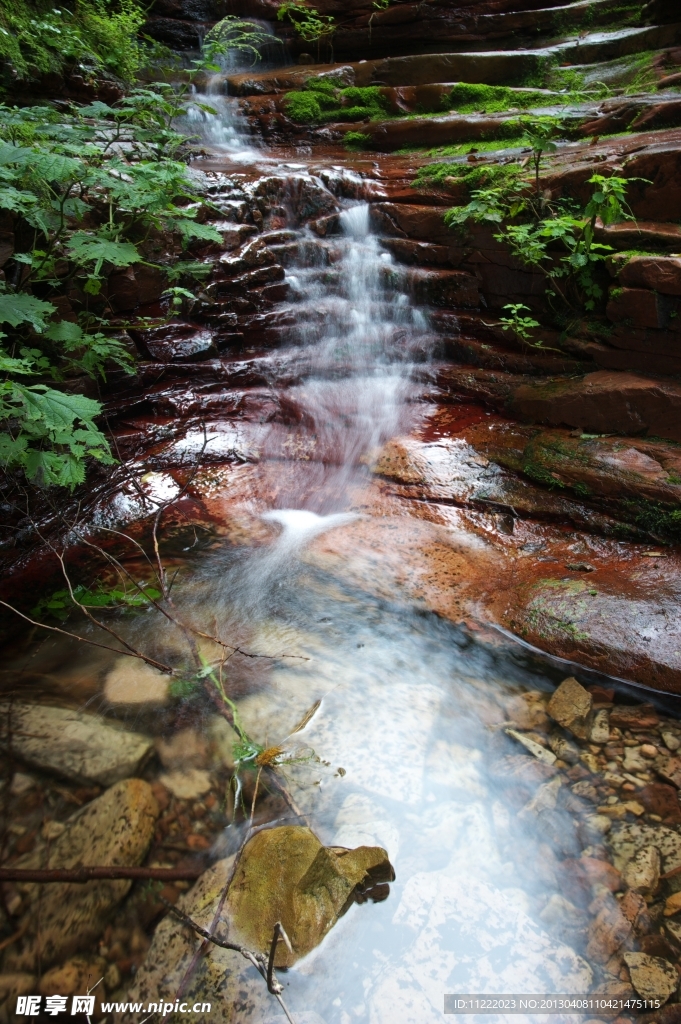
[586,897,633,963]
[368,51,548,87]
[132,324,218,363]
[125,827,394,1023]
[228,825,394,967]
[156,728,210,770]
[106,264,167,312]
[38,956,108,997]
[402,266,479,308]
[121,857,261,1024]
[157,768,212,799]
[595,218,681,251]
[365,111,519,152]
[0,703,153,786]
[639,784,681,824]
[588,342,681,380]
[624,952,678,1003]
[510,371,681,444]
[607,288,681,331]
[609,821,681,876]
[547,677,593,740]
[5,779,158,972]
[610,704,659,730]
[609,324,681,358]
[620,256,681,296]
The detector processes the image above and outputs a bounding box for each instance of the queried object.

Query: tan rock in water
[624,952,678,1003]
[124,827,394,1024]
[0,703,153,786]
[38,956,108,997]
[4,779,158,972]
[229,825,394,967]
[104,659,170,707]
[547,678,593,739]
[622,846,661,895]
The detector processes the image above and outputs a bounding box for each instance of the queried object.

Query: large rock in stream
[0,702,153,786]
[123,826,393,1023]
[4,779,159,973]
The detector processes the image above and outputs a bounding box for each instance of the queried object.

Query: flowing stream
[0,90,657,1024]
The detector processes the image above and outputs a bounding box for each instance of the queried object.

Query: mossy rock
[228,825,394,967]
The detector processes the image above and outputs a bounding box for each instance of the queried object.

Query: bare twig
[68,527,307,664]
[0,923,27,953]
[267,921,293,995]
[249,766,263,829]
[161,899,296,1024]
[0,866,205,883]
[52,545,166,670]
[0,601,173,672]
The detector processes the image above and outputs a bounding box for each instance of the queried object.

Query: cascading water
[0,113,635,1024]
[156,174,598,1020]
[257,195,435,511]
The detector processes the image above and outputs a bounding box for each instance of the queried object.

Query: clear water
[1,103,601,1024]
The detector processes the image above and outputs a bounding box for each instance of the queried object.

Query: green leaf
[0,293,55,332]
[24,449,86,487]
[66,233,141,267]
[45,321,84,344]
[0,432,28,464]
[172,219,223,243]
[0,187,39,214]
[17,385,102,429]
[0,141,35,166]
[29,152,81,181]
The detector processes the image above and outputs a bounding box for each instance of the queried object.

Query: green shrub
[0,88,224,489]
[0,0,145,83]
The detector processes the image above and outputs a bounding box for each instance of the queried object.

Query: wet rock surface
[228,826,394,966]
[4,0,681,1019]
[4,779,158,972]
[0,703,154,786]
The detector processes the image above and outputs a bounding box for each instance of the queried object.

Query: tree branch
[0,865,204,883]
[0,600,173,673]
[161,900,297,1024]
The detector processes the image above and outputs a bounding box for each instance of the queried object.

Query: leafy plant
[0,77,226,489]
[203,15,280,66]
[518,117,561,197]
[502,174,638,310]
[499,303,541,342]
[32,580,162,619]
[277,1,335,43]
[444,171,639,315]
[0,0,146,83]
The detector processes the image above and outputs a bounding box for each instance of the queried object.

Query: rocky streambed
[3,0,681,1019]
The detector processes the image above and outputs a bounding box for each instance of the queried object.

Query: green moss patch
[283,82,390,125]
[448,83,562,115]
[414,160,523,192]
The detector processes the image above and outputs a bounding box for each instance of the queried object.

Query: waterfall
[269,194,435,512]
[183,79,260,163]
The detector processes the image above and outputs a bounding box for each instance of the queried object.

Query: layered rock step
[225,25,681,95]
